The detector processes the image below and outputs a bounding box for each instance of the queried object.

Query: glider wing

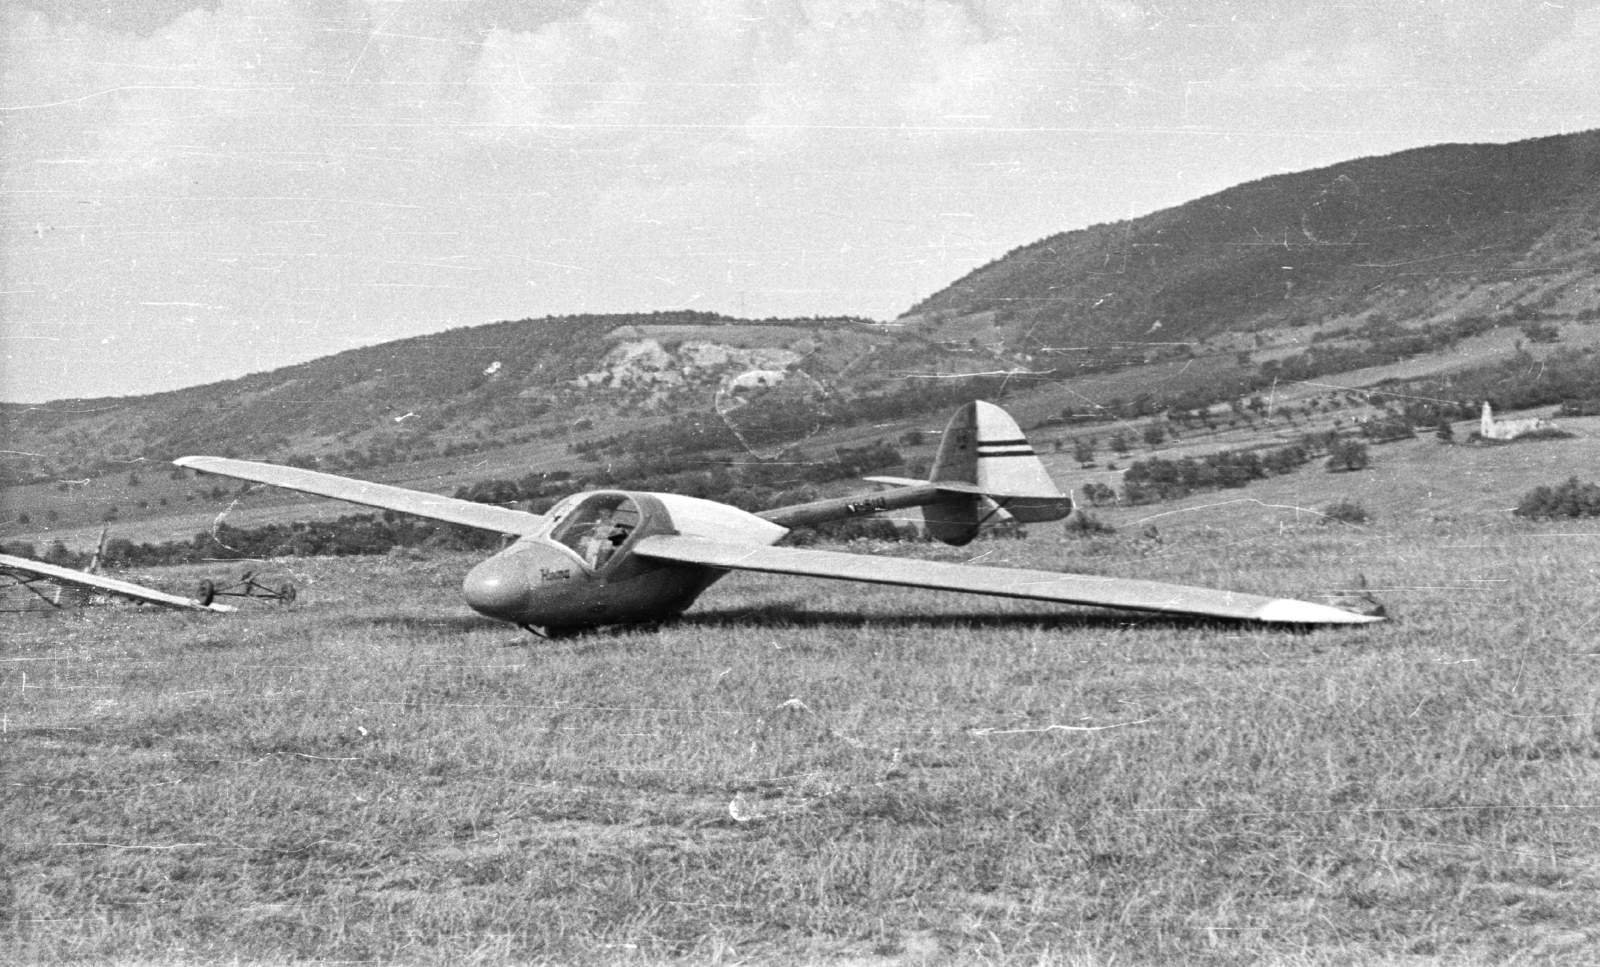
[175,456,547,536]
[0,553,237,612]
[631,535,1382,625]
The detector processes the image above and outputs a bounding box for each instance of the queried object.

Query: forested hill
[905,130,1600,351]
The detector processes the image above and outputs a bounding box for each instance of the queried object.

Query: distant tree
[1081,482,1118,506]
[46,509,60,523]
[16,512,29,526]
[1109,430,1132,455]
[1326,440,1370,472]
[1073,437,1096,465]
[101,506,120,522]
[127,472,141,487]
[1435,418,1455,443]
[1142,423,1167,447]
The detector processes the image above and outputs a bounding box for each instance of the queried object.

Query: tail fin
[924,401,1073,544]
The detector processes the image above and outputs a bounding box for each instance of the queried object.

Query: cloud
[1520,8,1600,88]
[467,0,1102,154]
[1252,39,1403,91]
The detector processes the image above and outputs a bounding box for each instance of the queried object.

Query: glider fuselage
[460,490,773,630]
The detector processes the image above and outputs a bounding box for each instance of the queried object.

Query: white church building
[1479,401,1556,441]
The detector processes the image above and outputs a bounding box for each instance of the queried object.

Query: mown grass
[5,489,1600,964]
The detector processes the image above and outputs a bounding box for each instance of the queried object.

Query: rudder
[924,401,1073,544]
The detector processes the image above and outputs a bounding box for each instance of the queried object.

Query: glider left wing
[632,535,1381,625]
[175,456,547,536]
[0,553,237,612]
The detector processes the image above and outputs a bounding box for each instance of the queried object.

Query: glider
[174,401,1382,633]
[0,553,238,613]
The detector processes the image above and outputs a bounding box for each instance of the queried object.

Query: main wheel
[195,579,216,607]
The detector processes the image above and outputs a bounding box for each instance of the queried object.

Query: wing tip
[1256,599,1387,625]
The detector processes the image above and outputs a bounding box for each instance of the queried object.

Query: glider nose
[462,556,530,620]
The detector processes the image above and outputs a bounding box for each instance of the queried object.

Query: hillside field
[4,423,1599,965]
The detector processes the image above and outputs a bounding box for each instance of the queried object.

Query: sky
[4,0,1598,403]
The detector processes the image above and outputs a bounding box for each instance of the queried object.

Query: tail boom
[758,401,1072,542]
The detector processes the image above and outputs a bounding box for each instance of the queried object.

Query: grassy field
[5,428,1600,965]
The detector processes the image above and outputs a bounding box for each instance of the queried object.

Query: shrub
[1062,512,1115,537]
[1320,499,1371,525]
[785,516,914,546]
[1326,439,1370,472]
[1514,477,1600,519]
[1081,482,1118,506]
[1511,426,1575,442]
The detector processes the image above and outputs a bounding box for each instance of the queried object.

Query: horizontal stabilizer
[631,536,1383,625]
[174,456,548,536]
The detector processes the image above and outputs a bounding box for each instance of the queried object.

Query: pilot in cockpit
[581,514,633,569]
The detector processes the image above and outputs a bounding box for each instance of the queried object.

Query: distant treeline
[1115,434,1350,505]
[1080,312,1589,428]
[1514,478,1600,520]
[1381,347,1600,424]
[2,515,499,572]
[1104,428,1392,506]
[457,439,908,515]
[1268,309,1547,384]
[2,440,914,569]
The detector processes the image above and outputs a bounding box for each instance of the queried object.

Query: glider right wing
[0,554,237,612]
[632,535,1383,625]
[174,456,547,536]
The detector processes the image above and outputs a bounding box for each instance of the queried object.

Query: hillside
[5,130,1600,548]
[1,311,1003,486]
[905,130,1600,362]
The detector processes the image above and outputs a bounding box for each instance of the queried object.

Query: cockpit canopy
[547,493,643,570]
